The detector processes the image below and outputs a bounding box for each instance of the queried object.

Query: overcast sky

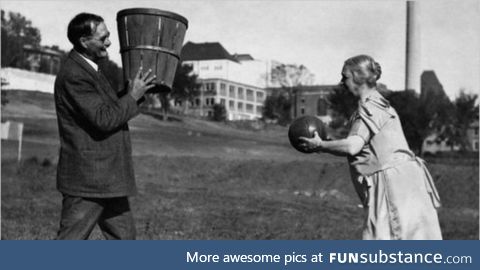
[1,0,479,99]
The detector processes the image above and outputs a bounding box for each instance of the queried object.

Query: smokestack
[405,1,421,92]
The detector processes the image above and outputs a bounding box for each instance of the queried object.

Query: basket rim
[116,8,188,28]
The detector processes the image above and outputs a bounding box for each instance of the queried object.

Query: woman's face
[340,67,359,96]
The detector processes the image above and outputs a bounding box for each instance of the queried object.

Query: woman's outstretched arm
[299,132,365,156]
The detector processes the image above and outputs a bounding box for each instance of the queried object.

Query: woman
[300,55,442,240]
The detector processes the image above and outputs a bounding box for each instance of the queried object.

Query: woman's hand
[299,131,324,153]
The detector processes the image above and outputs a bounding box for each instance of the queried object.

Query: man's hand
[299,131,324,153]
[128,67,156,101]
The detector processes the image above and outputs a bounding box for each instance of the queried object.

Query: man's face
[81,22,111,62]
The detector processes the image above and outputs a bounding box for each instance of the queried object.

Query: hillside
[1,90,478,240]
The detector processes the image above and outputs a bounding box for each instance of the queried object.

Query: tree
[327,86,455,154]
[157,90,171,118]
[327,85,358,121]
[270,64,314,88]
[1,89,8,107]
[146,63,201,119]
[388,90,430,153]
[262,93,292,126]
[212,104,227,122]
[327,84,391,122]
[422,86,455,134]
[450,90,479,151]
[326,85,358,137]
[270,64,314,120]
[1,10,41,68]
[170,63,201,114]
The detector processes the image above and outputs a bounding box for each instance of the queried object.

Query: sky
[1,0,479,99]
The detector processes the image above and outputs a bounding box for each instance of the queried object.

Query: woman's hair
[67,13,104,50]
[343,55,382,87]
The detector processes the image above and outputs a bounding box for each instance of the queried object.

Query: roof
[233,53,254,61]
[267,85,338,92]
[421,70,450,102]
[181,41,238,62]
[295,85,339,93]
[421,70,443,89]
[23,44,64,57]
[266,85,339,96]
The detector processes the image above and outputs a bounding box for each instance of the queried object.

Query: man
[54,13,155,239]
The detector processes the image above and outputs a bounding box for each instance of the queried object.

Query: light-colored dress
[348,90,442,240]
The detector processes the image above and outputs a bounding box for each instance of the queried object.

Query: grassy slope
[1,90,478,239]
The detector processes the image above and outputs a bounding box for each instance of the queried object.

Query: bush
[262,94,292,126]
[212,103,227,122]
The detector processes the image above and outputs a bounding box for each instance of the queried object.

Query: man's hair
[67,13,104,50]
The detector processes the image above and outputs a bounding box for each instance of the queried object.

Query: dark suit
[54,50,138,239]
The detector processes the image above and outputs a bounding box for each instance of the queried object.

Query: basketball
[288,116,327,153]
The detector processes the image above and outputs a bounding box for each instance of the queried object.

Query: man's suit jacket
[54,50,138,198]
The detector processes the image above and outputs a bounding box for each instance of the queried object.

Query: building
[179,41,268,120]
[22,44,64,75]
[1,45,64,94]
[420,70,450,103]
[269,85,336,124]
[296,85,336,124]
[0,67,56,93]
[420,71,454,154]
[422,134,460,154]
[181,41,275,88]
[175,78,266,120]
[420,70,479,153]
[466,119,479,152]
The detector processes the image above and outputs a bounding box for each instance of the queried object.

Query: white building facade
[176,77,266,120]
[179,41,319,121]
[180,42,269,120]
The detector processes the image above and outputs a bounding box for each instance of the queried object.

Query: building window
[229,100,235,109]
[205,98,215,106]
[200,65,209,71]
[246,103,254,112]
[214,65,222,70]
[475,129,478,135]
[256,105,263,116]
[238,87,244,99]
[301,108,305,115]
[195,98,200,106]
[317,98,327,116]
[220,98,226,105]
[246,89,254,101]
[238,102,244,111]
[256,91,265,102]
[229,86,235,98]
[475,141,479,151]
[301,98,305,103]
[220,83,226,96]
[205,82,216,92]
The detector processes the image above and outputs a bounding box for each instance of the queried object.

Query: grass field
[1,90,478,239]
